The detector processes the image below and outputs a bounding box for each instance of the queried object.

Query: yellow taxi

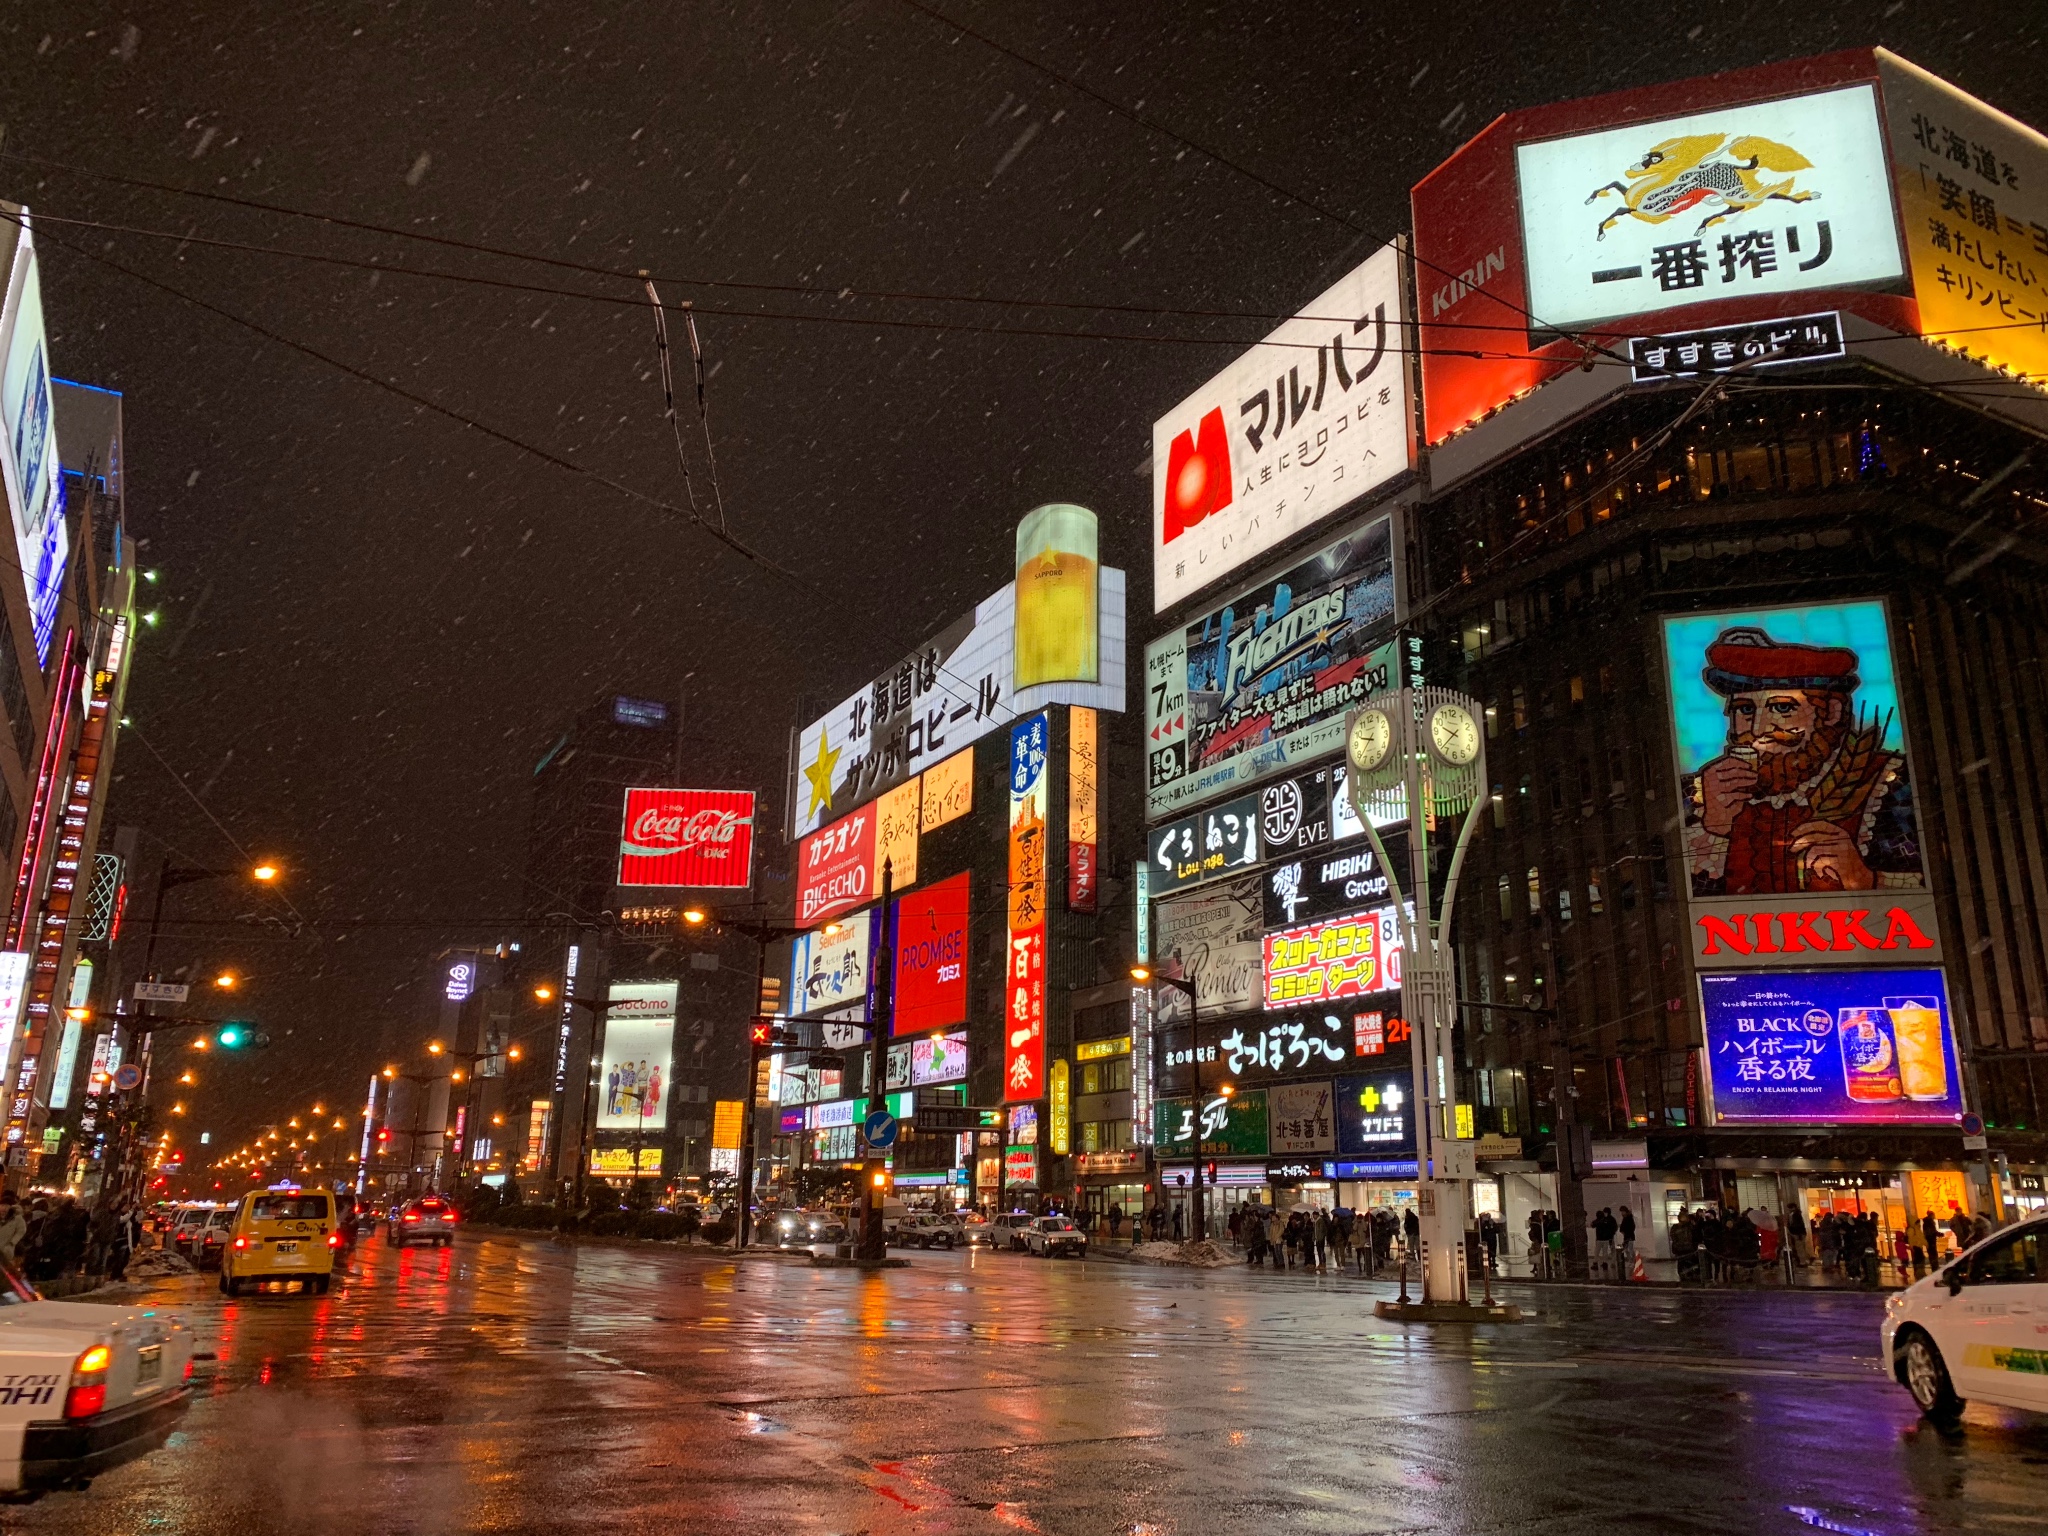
[219,1186,341,1297]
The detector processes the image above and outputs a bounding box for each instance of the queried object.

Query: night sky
[1,2,2038,1155]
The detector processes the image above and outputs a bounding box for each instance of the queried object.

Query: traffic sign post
[862,1109,898,1151]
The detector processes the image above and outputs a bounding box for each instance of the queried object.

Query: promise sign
[617,788,757,889]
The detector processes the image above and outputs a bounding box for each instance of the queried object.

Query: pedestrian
[1591,1207,1618,1279]
[1226,1206,1242,1250]
[1401,1205,1420,1265]
[1264,1207,1285,1269]
[1752,1205,1778,1266]
[1618,1207,1637,1272]
[1106,1205,1122,1243]
[1333,1207,1355,1270]
[1243,1204,1266,1267]
[1969,1212,1992,1247]
[1313,1208,1331,1269]
[1171,1201,1185,1242]
[0,1192,22,1269]
[1526,1210,1547,1279]
[1946,1206,1971,1255]
[1784,1203,1808,1268]
[1919,1210,1940,1266]
[1817,1213,1840,1275]
[1668,1210,1699,1283]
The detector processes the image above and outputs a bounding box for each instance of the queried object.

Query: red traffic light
[749,1021,772,1046]
[1207,1162,1218,1180]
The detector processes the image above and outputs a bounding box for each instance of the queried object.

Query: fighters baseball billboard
[616,788,757,888]
[1145,517,1396,820]
[1662,599,1939,968]
[1151,241,1412,614]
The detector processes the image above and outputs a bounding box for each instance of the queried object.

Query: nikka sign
[1688,891,1942,970]
[616,788,757,889]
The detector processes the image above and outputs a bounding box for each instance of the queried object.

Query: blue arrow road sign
[863,1109,899,1150]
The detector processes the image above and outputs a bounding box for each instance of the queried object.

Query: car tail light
[403,1212,420,1223]
[65,1345,110,1420]
[183,1359,194,1381]
[232,1236,247,1250]
[327,1231,342,1248]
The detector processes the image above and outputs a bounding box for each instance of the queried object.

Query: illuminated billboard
[1662,599,1938,965]
[1699,967,1964,1124]
[1515,84,1902,334]
[789,909,873,1017]
[0,219,69,667]
[1004,715,1049,1102]
[1151,241,1412,613]
[597,982,675,1132]
[1262,905,1405,1009]
[795,804,876,928]
[616,787,757,889]
[1149,876,1262,1027]
[790,552,1126,840]
[892,871,968,1037]
[1876,51,2048,393]
[1146,517,1396,820]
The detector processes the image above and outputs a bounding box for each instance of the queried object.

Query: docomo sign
[616,788,757,889]
[796,805,875,926]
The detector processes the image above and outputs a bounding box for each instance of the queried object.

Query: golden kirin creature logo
[1586,132,1819,241]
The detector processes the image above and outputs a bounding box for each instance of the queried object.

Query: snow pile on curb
[125,1247,196,1278]
[1128,1240,1238,1268]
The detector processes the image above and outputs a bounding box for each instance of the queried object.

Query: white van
[1882,1213,2046,1421]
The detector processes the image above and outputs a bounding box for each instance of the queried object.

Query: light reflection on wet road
[13,1231,2046,1535]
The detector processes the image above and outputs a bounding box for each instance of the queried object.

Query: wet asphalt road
[10,1230,2046,1536]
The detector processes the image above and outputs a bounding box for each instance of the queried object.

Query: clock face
[1348,709,1392,774]
[1429,703,1480,766]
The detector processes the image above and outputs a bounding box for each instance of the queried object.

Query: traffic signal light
[214,1022,269,1050]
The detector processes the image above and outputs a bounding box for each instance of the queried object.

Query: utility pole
[858,860,896,1262]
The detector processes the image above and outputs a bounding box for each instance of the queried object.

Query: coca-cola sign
[616,788,757,889]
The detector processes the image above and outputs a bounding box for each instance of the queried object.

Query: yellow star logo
[802,728,841,824]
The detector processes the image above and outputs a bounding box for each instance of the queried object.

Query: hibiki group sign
[616,788,757,888]
[1152,241,1412,613]
[1146,519,1396,820]
[1005,715,1049,1102]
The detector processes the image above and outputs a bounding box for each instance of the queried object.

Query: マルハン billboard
[1662,599,1939,967]
[1151,241,1412,615]
[616,787,757,888]
[1146,517,1396,821]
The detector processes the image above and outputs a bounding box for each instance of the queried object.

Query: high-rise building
[523,693,682,925]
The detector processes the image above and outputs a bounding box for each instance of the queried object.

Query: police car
[1883,1212,2047,1422]
[0,1261,192,1499]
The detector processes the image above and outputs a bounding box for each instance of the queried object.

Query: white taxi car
[0,1263,192,1499]
[1883,1213,2046,1422]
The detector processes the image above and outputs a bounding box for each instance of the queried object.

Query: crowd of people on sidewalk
[0,1189,143,1282]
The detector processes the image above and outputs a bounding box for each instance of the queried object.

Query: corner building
[1408,48,2048,1256]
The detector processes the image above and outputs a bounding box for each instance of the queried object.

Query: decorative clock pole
[1346,680,1487,1307]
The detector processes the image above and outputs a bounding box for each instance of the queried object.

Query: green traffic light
[217,1024,245,1048]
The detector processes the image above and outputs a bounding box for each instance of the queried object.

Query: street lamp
[1131,966,1208,1244]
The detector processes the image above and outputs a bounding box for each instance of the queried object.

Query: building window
[1511,686,1529,732]
[1498,874,1513,924]
[1526,867,1542,916]
[1558,886,1573,923]
[1588,870,1605,914]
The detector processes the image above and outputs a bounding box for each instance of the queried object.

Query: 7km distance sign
[616,788,757,889]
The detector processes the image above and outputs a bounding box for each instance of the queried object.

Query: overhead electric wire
[18,217,810,588]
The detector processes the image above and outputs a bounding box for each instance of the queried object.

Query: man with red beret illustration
[1682,625,1922,896]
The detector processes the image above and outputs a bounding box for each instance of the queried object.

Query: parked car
[958,1215,995,1246]
[0,1258,193,1500]
[167,1206,212,1258]
[1022,1216,1088,1259]
[1883,1213,2047,1422]
[900,1213,967,1250]
[387,1197,457,1249]
[990,1212,1037,1251]
[191,1209,238,1271]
